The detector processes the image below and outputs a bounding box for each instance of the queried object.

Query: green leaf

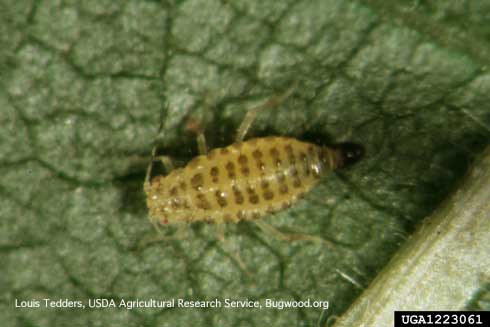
[334,148,490,326]
[1,0,489,326]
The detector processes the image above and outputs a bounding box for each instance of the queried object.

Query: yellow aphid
[145,136,363,225]
[144,85,364,243]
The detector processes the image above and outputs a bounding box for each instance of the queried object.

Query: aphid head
[332,142,365,168]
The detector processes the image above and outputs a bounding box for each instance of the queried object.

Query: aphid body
[145,136,363,226]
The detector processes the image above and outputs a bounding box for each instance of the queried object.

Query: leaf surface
[1,0,490,326]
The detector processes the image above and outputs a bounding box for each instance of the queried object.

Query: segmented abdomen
[147,136,338,224]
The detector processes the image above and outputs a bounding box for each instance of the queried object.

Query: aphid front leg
[253,220,334,249]
[144,102,175,193]
[144,151,175,193]
[235,81,298,142]
[186,118,208,155]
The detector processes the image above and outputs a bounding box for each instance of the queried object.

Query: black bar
[395,311,490,327]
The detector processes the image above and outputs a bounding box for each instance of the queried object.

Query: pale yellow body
[145,136,342,225]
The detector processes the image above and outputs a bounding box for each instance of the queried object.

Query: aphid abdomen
[145,136,347,225]
[227,136,328,221]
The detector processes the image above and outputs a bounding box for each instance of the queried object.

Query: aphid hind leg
[461,108,490,134]
[137,223,189,250]
[253,220,334,249]
[235,81,298,142]
[215,224,252,278]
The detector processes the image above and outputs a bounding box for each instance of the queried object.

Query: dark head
[332,142,365,168]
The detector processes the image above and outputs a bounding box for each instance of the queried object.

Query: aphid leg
[215,220,226,242]
[154,155,175,172]
[145,102,173,194]
[461,108,490,134]
[215,224,252,278]
[235,81,298,142]
[143,144,158,194]
[196,132,207,155]
[137,223,189,250]
[186,118,208,155]
[144,152,175,193]
[253,220,335,249]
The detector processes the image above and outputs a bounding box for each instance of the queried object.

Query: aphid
[144,85,364,243]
